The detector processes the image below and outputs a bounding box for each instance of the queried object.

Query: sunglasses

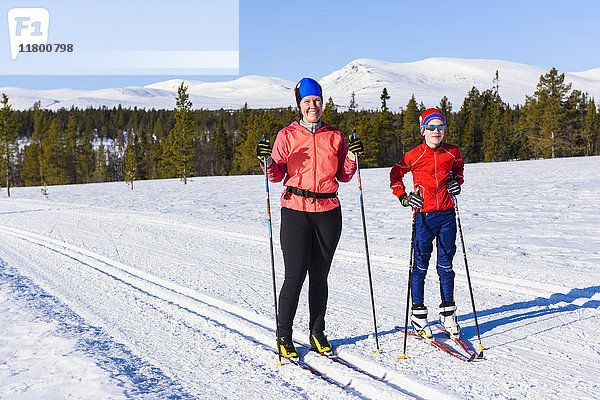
[424,124,446,132]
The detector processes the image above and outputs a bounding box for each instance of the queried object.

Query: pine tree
[349,92,357,112]
[77,128,94,183]
[514,104,534,160]
[355,114,377,166]
[375,108,397,166]
[582,98,599,156]
[482,79,508,162]
[116,105,126,136]
[231,104,250,171]
[215,115,231,175]
[123,136,137,190]
[169,82,196,184]
[21,143,41,186]
[64,115,78,183]
[527,68,572,158]
[458,87,484,162]
[95,142,107,182]
[438,96,454,144]
[231,112,278,175]
[380,88,390,112]
[401,95,421,152]
[322,97,341,127]
[41,118,67,185]
[0,94,19,196]
[21,102,45,186]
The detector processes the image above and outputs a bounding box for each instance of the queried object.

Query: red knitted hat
[419,108,445,135]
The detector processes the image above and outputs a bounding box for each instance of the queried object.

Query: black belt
[284,186,338,204]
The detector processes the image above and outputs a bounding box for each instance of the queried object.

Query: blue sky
[0,0,597,89]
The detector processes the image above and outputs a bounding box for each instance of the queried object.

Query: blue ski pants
[411,208,457,306]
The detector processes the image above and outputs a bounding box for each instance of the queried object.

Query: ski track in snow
[1,156,600,399]
[0,260,193,399]
[0,223,438,400]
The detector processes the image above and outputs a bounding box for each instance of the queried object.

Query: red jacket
[266,121,357,212]
[390,142,464,212]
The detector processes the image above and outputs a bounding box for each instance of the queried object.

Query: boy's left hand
[448,179,461,196]
[400,192,423,210]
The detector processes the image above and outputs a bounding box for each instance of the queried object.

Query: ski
[269,348,353,390]
[432,322,482,359]
[295,341,387,381]
[394,325,476,362]
[248,334,353,390]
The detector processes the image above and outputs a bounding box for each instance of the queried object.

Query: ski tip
[467,352,477,362]
[396,354,406,360]
[477,350,484,359]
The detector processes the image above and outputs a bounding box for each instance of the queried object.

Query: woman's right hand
[256,139,272,159]
[256,138,273,166]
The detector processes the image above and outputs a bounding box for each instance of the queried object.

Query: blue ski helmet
[294,77,322,107]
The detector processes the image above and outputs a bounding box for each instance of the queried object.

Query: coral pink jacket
[266,121,357,212]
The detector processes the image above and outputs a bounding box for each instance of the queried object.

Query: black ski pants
[277,206,342,338]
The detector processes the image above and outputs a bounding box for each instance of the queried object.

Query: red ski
[394,325,477,362]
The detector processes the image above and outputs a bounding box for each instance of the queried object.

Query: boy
[390,108,464,338]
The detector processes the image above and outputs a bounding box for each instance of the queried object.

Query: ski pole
[262,134,282,366]
[351,129,380,354]
[452,194,485,358]
[399,209,417,360]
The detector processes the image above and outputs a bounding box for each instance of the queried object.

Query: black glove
[256,139,272,159]
[399,191,424,210]
[447,179,461,196]
[348,136,364,156]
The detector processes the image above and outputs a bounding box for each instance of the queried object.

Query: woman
[256,77,364,359]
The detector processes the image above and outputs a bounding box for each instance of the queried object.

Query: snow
[0,155,599,399]
[320,58,600,109]
[0,75,296,111]
[0,277,125,399]
[3,57,600,111]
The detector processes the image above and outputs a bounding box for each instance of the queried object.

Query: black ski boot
[310,332,333,355]
[278,336,298,360]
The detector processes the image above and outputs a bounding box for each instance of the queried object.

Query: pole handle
[350,128,361,165]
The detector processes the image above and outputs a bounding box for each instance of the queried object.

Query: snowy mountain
[3,57,600,111]
[0,75,296,111]
[1,156,599,398]
[321,58,573,109]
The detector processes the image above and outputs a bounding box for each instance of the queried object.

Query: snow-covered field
[1,156,599,399]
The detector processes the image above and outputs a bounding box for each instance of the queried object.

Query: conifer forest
[0,68,598,194]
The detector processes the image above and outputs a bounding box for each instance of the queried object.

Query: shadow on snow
[332,286,600,350]
[457,285,600,346]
